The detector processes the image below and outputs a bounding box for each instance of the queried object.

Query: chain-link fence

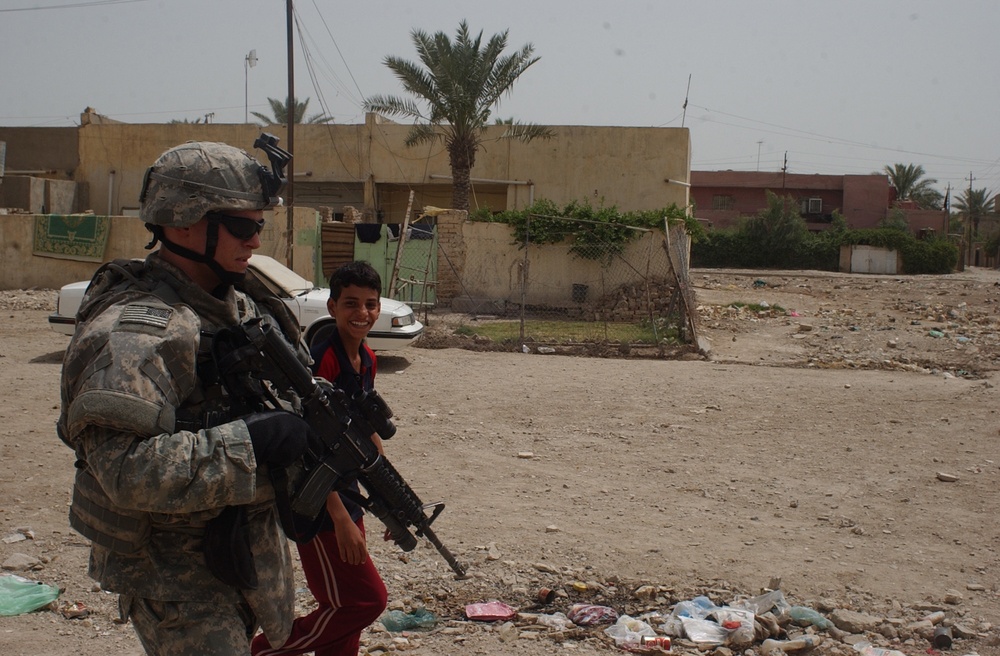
[438,216,695,352]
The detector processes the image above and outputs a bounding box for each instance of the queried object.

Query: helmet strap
[155,220,246,288]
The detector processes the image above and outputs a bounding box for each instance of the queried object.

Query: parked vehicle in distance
[48,254,424,352]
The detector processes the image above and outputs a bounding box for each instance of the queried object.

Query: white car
[48,254,424,352]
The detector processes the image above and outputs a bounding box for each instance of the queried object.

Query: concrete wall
[0,127,78,178]
[434,210,674,308]
[904,208,948,234]
[12,119,690,223]
[0,207,319,291]
[0,176,80,213]
[0,176,45,213]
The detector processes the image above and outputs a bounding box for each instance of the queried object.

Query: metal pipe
[107,170,115,215]
[6,170,57,175]
[429,173,533,185]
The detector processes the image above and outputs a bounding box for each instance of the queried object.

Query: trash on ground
[604,614,658,646]
[567,603,619,625]
[380,607,438,631]
[465,600,517,622]
[0,574,60,616]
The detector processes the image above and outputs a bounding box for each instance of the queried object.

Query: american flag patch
[119,304,173,329]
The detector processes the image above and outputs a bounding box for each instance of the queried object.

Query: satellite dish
[247,49,258,68]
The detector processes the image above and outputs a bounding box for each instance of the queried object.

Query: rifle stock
[232,318,467,578]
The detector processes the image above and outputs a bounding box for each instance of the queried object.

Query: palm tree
[953,187,996,238]
[251,96,333,126]
[883,163,942,209]
[364,21,553,211]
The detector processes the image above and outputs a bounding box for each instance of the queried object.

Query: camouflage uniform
[59,138,301,655]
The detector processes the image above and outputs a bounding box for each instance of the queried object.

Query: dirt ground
[2,266,999,656]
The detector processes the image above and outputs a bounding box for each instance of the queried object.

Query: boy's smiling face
[328,283,381,344]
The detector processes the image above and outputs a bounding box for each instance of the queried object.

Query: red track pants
[251,518,388,656]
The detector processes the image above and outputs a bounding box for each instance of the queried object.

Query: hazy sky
[2,0,998,196]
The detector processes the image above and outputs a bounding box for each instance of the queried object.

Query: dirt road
[1,268,999,656]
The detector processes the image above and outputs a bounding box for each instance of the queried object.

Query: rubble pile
[695,271,1000,377]
[341,539,1000,655]
[0,289,57,312]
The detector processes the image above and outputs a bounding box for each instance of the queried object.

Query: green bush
[690,198,959,274]
[470,198,691,260]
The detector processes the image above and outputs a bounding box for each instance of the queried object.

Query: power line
[0,0,149,12]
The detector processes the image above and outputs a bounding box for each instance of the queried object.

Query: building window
[800,197,823,214]
[712,195,735,210]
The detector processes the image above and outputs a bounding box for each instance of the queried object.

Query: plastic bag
[604,614,657,646]
[679,617,728,645]
[732,589,790,617]
[0,574,60,616]
[536,612,574,631]
[660,595,718,636]
[672,595,717,619]
[788,605,833,629]
[853,641,906,656]
[711,607,755,647]
[380,608,437,631]
[567,603,619,626]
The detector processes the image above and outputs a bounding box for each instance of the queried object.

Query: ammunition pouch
[69,466,151,554]
[203,505,258,590]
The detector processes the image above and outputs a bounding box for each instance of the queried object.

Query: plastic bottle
[761,635,824,655]
[788,605,833,630]
[0,575,60,616]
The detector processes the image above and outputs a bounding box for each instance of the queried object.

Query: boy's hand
[333,515,369,565]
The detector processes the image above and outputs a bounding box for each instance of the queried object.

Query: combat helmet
[139,141,276,228]
[137,133,291,286]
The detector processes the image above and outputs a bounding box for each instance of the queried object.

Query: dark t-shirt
[309,331,377,524]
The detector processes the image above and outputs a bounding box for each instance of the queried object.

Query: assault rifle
[213,317,467,578]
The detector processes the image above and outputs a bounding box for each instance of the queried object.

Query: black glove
[243,411,309,468]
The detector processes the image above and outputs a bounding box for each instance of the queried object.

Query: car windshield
[248,254,316,296]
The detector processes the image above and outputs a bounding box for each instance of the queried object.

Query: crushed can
[640,635,671,651]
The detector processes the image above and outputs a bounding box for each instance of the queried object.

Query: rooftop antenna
[681,74,691,127]
[244,49,257,123]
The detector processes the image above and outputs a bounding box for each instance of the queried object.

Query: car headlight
[392,313,414,327]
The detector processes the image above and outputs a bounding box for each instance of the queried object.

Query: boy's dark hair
[328,261,382,300]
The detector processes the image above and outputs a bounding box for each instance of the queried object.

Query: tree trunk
[448,138,475,212]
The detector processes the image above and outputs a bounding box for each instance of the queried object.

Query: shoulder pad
[61,297,201,441]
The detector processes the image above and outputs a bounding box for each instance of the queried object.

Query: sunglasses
[206,211,266,240]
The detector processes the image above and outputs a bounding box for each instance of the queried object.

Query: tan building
[0,112,692,221]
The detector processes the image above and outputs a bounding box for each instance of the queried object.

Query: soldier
[59,138,310,654]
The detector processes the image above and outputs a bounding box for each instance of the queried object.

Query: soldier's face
[207,209,264,274]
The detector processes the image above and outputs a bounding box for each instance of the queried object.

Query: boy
[252,261,389,656]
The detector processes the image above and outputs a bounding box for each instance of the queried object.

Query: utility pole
[756,140,763,171]
[943,182,951,237]
[781,151,788,189]
[681,74,691,127]
[965,172,973,264]
[285,0,295,270]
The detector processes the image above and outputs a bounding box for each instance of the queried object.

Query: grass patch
[453,318,680,344]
